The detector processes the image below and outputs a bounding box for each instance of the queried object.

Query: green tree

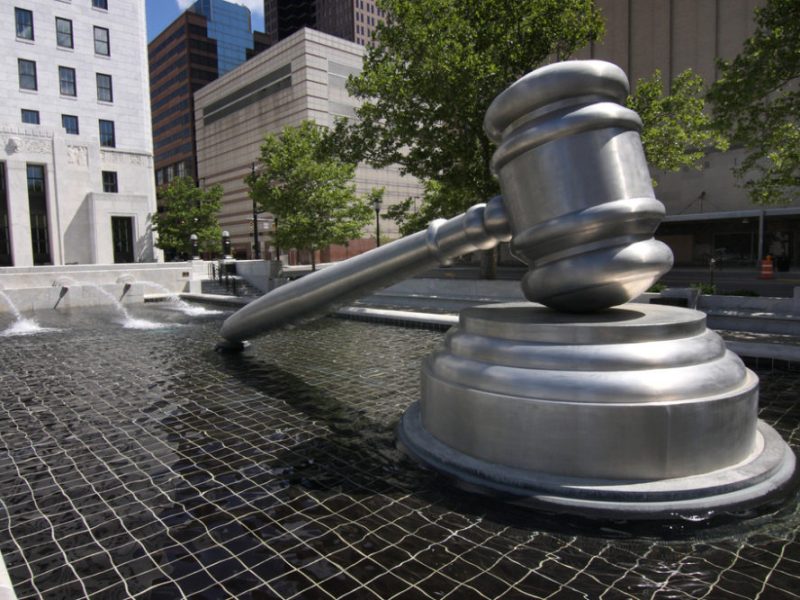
[247,121,374,271]
[627,69,728,177]
[152,177,222,258]
[708,0,800,205]
[337,0,605,224]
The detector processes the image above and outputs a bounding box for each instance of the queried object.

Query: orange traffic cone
[759,255,774,280]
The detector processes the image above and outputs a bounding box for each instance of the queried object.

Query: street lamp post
[190,233,199,260]
[372,197,383,247]
[222,230,232,259]
[251,163,261,260]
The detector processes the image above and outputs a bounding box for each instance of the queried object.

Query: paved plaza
[0,304,799,598]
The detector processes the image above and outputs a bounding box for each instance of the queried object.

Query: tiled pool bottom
[1,305,799,600]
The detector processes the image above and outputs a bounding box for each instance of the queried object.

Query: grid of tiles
[0,306,799,599]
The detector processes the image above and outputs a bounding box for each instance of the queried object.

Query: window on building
[0,162,11,266]
[56,17,73,48]
[102,171,118,193]
[62,114,79,134]
[99,119,115,147]
[93,26,110,55]
[96,73,113,102]
[21,109,40,125]
[18,59,37,90]
[15,8,34,40]
[59,66,76,96]
[92,0,108,9]
[27,164,50,265]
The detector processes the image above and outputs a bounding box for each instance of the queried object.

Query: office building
[149,0,265,187]
[264,0,384,46]
[1,0,158,266]
[576,0,799,269]
[194,28,421,260]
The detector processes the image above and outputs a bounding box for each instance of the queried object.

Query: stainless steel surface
[484,60,673,311]
[220,197,511,343]
[399,406,796,518]
[418,303,757,480]
[220,60,795,517]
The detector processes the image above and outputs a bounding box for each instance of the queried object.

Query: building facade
[194,28,421,260]
[264,0,384,46]
[2,0,158,267]
[577,0,799,269]
[149,0,263,188]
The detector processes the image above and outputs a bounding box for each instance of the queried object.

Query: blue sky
[145,0,265,42]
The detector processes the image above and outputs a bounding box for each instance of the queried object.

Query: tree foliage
[152,177,222,257]
[247,120,374,270]
[627,68,728,176]
[338,0,605,222]
[708,0,800,205]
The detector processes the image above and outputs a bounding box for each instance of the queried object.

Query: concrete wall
[0,260,208,295]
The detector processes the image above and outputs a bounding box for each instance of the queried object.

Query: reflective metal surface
[219,197,511,344]
[484,60,673,311]
[220,60,796,518]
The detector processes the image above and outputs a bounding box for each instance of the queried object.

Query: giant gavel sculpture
[219,61,795,518]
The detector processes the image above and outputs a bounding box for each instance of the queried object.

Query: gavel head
[484,60,673,312]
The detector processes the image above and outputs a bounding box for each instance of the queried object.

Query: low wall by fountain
[0,261,208,314]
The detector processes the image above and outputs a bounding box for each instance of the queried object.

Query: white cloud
[175,0,194,10]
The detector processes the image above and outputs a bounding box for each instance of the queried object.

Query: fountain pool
[0,306,798,598]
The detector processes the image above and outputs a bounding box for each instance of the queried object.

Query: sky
[145,0,266,42]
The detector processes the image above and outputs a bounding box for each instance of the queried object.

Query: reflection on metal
[219,60,796,518]
[484,61,672,311]
[219,196,511,345]
[398,303,796,517]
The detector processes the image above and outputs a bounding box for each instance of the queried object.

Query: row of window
[18,59,113,103]
[15,7,111,56]
[24,164,116,191]
[20,110,116,147]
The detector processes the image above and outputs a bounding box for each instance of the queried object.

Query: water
[140,280,222,316]
[84,283,170,329]
[0,310,798,599]
[0,290,53,337]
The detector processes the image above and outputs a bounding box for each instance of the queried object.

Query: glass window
[92,0,108,9]
[99,119,115,147]
[18,59,37,90]
[56,18,73,48]
[62,114,79,134]
[102,171,118,193]
[96,73,113,102]
[93,26,109,55]
[21,109,40,125]
[59,66,76,96]
[15,8,34,40]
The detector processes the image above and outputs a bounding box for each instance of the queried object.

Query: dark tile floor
[0,304,799,599]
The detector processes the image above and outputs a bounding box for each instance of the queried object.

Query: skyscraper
[149,0,266,186]
[264,0,384,46]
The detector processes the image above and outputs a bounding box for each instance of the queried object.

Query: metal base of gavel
[398,302,796,519]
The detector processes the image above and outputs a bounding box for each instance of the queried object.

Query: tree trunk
[311,248,316,272]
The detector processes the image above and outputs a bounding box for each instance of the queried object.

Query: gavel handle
[218,196,511,346]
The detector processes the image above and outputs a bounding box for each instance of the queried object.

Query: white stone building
[1,0,158,267]
[194,27,422,260]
